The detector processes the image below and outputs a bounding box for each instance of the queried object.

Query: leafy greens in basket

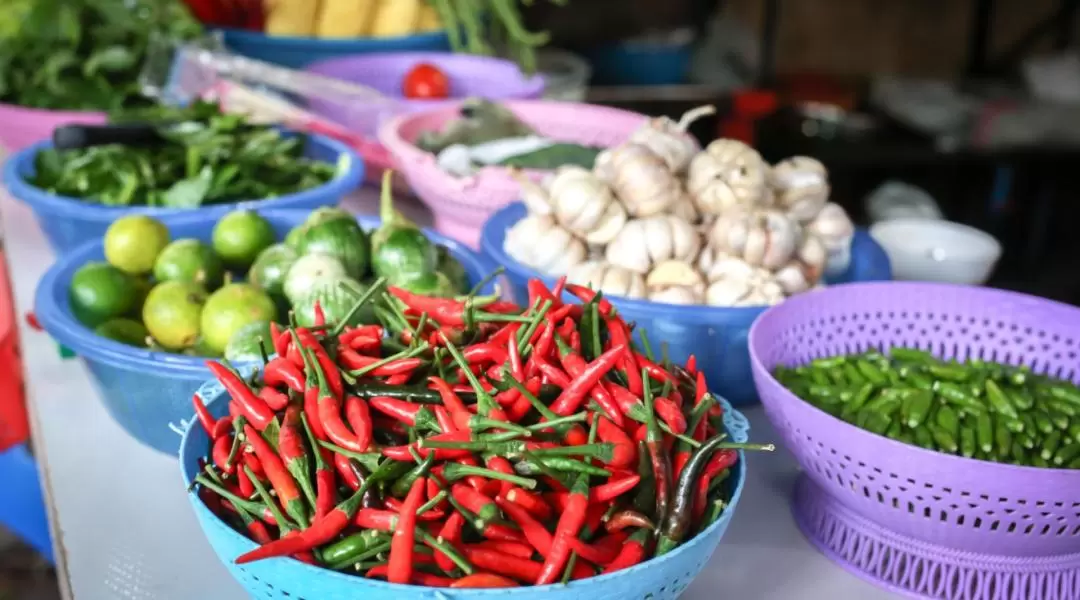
[31,101,339,209]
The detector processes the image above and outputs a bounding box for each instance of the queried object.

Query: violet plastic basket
[306,52,545,140]
[0,103,105,153]
[748,281,1080,600]
[179,376,750,600]
[379,101,648,248]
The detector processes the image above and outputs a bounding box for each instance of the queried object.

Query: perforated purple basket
[748,282,1080,600]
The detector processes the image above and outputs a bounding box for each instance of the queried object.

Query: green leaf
[83,46,135,76]
[162,167,212,209]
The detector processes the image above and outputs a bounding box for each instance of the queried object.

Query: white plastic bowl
[870,218,1001,285]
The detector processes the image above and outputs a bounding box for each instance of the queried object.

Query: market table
[1,188,898,599]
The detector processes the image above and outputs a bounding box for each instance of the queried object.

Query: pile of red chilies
[191,276,770,588]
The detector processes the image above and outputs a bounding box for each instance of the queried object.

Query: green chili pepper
[842,363,866,386]
[974,412,994,454]
[890,347,935,363]
[936,405,960,438]
[985,380,1019,420]
[1011,441,1029,465]
[904,390,934,428]
[959,426,976,458]
[913,426,936,450]
[1008,387,1035,411]
[1053,442,1080,466]
[811,356,847,370]
[995,419,1012,456]
[1069,423,1080,444]
[929,423,958,453]
[1041,431,1063,461]
[389,451,435,498]
[1033,409,1056,435]
[322,530,389,568]
[905,372,935,391]
[855,359,887,385]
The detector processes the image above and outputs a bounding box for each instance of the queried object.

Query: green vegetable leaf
[84,46,136,76]
[162,167,212,209]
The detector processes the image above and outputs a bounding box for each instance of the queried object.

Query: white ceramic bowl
[870,218,1002,285]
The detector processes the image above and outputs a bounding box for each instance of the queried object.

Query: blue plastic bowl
[180,376,750,599]
[34,210,495,456]
[4,133,364,254]
[480,203,893,406]
[220,28,451,69]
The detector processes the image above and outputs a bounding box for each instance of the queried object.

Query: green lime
[224,320,274,363]
[154,238,225,288]
[248,243,298,298]
[212,210,276,269]
[131,275,155,315]
[142,280,207,351]
[94,318,149,348]
[69,262,140,328]
[104,215,170,275]
[200,283,278,355]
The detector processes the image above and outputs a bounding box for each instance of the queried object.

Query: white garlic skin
[806,203,855,277]
[605,215,701,274]
[566,261,647,299]
[770,156,830,222]
[516,173,553,217]
[627,106,713,174]
[645,259,705,305]
[649,285,703,305]
[545,167,627,245]
[687,139,769,216]
[605,143,685,218]
[706,208,800,270]
[503,215,587,276]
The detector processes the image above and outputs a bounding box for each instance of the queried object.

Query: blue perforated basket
[220,28,452,69]
[33,210,495,456]
[179,377,749,600]
[480,203,893,406]
[4,132,363,254]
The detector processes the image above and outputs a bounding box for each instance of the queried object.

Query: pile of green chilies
[775,347,1080,469]
[191,276,771,588]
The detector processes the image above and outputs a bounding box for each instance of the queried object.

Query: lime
[94,318,149,348]
[104,215,170,275]
[212,210,276,270]
[69,262,140,328]
[248,243,298,298]
[224,320,274,363]
[154,238,225,288]
[184,337,223,358]
[142,280,207,351]
[200,283,278,355]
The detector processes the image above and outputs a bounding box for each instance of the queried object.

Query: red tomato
[402,63,450,99]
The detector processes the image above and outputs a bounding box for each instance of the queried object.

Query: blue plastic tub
[220,28,451,69]
[34,210,495,456]
[0,444,52,563]
[3,133,364,254]
[180,376,749,599]
[480,203,893,406]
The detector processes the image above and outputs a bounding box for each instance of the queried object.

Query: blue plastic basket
[480,203,893,406]
[4,133,364,254]
[220,28,451,69]
[33,210,495,456]
[0,444,52,563]
[179,376,749,600]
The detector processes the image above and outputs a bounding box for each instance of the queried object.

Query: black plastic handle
[52,123,168,151]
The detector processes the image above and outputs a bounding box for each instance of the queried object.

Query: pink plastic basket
[379,100,648,247]
[0,103,105,153]
[748,282,1080,599]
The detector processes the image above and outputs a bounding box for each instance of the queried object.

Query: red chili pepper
[333,452,361,491]
[496,496,552,555]
[263,357,305,393]
[527,279,559,309]
[354,508,397,530]
[312,300,326,327]
[462,547,543,582]
[450,573,520,588]
[693,449,738,522]
[387,287,474,327]
[536,475,589,584]
[567,531,627,565]
[212,435,234,474]
[269,322,286,358]
[257,386,289,412]
[428,376,470,415]
[192,393,217,436]
[655,397,688,434]
[557,318,576,341]
[534,358,571,388]
[595,415,637,468]
[504,488,552,520]
[434,511,465,573]
[302,347,366,453]
[604,510,656,532]
[462,343,509,366]
[636,353,677,386]
[483,455,517,497]
[295,329,342,398]
[549,343,627,420]
[242,452,266,481]
[432,405,457,433]
[608,383,687,434]
[243,424,307,527]
[341,395,373,452]
[339,324,383,345]
[451,483,499,524]
[278,406,318,511]
[602,528,650,573]
[369,396,439,431]
[387,477,425,584]
[565,283,615,316]
[591,475,641,503]
[410,572,455,587]
[206,362,274,431]
[473,540,534,559]
[210,416,234,440]
[241,514,273,545]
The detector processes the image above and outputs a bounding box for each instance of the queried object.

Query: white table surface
[1,188,898,599]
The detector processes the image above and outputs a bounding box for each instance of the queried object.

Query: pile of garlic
[502,106,855,307]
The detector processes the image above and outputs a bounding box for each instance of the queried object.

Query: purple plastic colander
[304,52,545,138]
[748,281,1080,600]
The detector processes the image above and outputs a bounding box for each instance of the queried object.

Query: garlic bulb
[806,203,855,276]
[705,268,785,307]
[646,260,705,304]
[671,196,700,225]
[706,208,800,270]
[542,166,627,245]
[770,156,830,222]
[604,143,685,217]
[605,215,700,274]
[773,234,827,295]
[687,139,769,215]
[628,105,714,174]
[566,261,647,299]
[513,170,553,217]
[503,215,587,276]
[698,248,757,283]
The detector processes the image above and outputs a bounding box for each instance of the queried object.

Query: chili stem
[317,440,382,466]
[443,464,538,489]
[194,475,265,517]
[331,277,387,336]
[525,412,587,431]
[328,541,392,571]
[516,300,551,355]
[245,465,300,530]
[639,330,656,362]
[441,336,497,413]
[348,343,431,378]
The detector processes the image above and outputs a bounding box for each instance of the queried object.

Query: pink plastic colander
[378,100,648,248]
[748,282,1080,600]
[0,103,105,153]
